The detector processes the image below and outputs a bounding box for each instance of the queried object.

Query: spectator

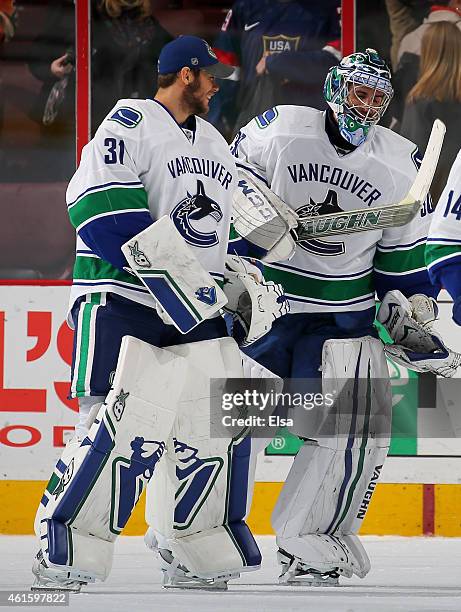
[391,0,461,124]
[397,0,461,62]
[0,0,16,43]
[91,0,172,130]
[209,0,340,138]
[27,0,172,181]
[400,21,461,203]
[27,1,77,180]
[0,0,17,137]
[385,0,430,69]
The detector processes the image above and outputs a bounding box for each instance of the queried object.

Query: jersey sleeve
[373,148,438,299]
[426,149,461,301]
[66,105,153,271]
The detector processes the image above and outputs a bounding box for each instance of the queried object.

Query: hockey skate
[31,549,93,593]
[144,528,239,591]
[277,549,340,587]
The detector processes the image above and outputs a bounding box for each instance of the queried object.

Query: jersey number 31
[104,138,125,165]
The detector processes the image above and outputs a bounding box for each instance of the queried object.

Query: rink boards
[2,284,461,536]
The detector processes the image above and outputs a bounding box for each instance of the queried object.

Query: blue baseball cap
[158,35,234,78]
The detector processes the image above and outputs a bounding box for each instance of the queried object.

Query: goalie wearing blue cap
[30,34,287,593]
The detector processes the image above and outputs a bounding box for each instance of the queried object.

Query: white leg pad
[146,337,262,576]
[277,533,368,578]
[273,336,391,578]
[36,336,188,581]
[170,527,256,578]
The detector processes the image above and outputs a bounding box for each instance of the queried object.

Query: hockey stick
[295,119,446,240]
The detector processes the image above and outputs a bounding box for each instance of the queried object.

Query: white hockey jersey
[426,148,461,299]
[230,105,434,313]
[66,98,237,317]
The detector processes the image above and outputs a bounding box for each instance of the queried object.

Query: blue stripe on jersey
[72,280,149,293]
[287,294,374,307]
[79,210,153,270]
[427,237,461,244]
[236,163,268,185]
[377,237,426,251]
[268,261,374,280]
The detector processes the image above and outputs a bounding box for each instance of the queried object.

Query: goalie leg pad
[273,336,391,578]
[33,397,105,551]
[121,216,227,334]
[145,337,262,577]
[36,335,188,581]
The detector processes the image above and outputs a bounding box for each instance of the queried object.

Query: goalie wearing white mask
[229,48,460,586]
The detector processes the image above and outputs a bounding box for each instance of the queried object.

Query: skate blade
[31,583,83,593]
[279,576,339,587]
[163,580,228,591]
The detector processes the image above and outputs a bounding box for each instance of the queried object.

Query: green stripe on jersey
[262,264,373,302]
[374,243,425,273]
[73,255,144,287]
[74,255,224,290]
[69,187,149,229]
[425,243,461,268]
[228,223,240,241]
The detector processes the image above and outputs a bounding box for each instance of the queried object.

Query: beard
[182,78,208,116]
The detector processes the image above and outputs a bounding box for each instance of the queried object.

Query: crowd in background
[1,0,460,278]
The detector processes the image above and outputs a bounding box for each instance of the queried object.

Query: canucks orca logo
[128,241,151,268]
[111,437,165,534]
[171,180,223,248]
[112,389,129,421]
[297,189,346,256]
[173,439,223,530]
[195,286,217,305]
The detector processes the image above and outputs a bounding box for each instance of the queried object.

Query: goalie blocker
[121,216,227,334]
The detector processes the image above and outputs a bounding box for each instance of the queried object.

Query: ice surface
[2,535,461,611]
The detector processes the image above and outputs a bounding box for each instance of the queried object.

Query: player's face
[183,69,219,115]
[347,84,386,122]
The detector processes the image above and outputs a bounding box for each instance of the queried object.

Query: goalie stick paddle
[295,119,446,240]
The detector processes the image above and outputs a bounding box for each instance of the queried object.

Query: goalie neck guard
[324,48,393,147]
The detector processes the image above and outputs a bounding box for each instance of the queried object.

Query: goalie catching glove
[377,290,461,377]
[223,255,290,347]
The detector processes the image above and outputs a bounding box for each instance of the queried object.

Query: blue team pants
[243,308,377,378]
